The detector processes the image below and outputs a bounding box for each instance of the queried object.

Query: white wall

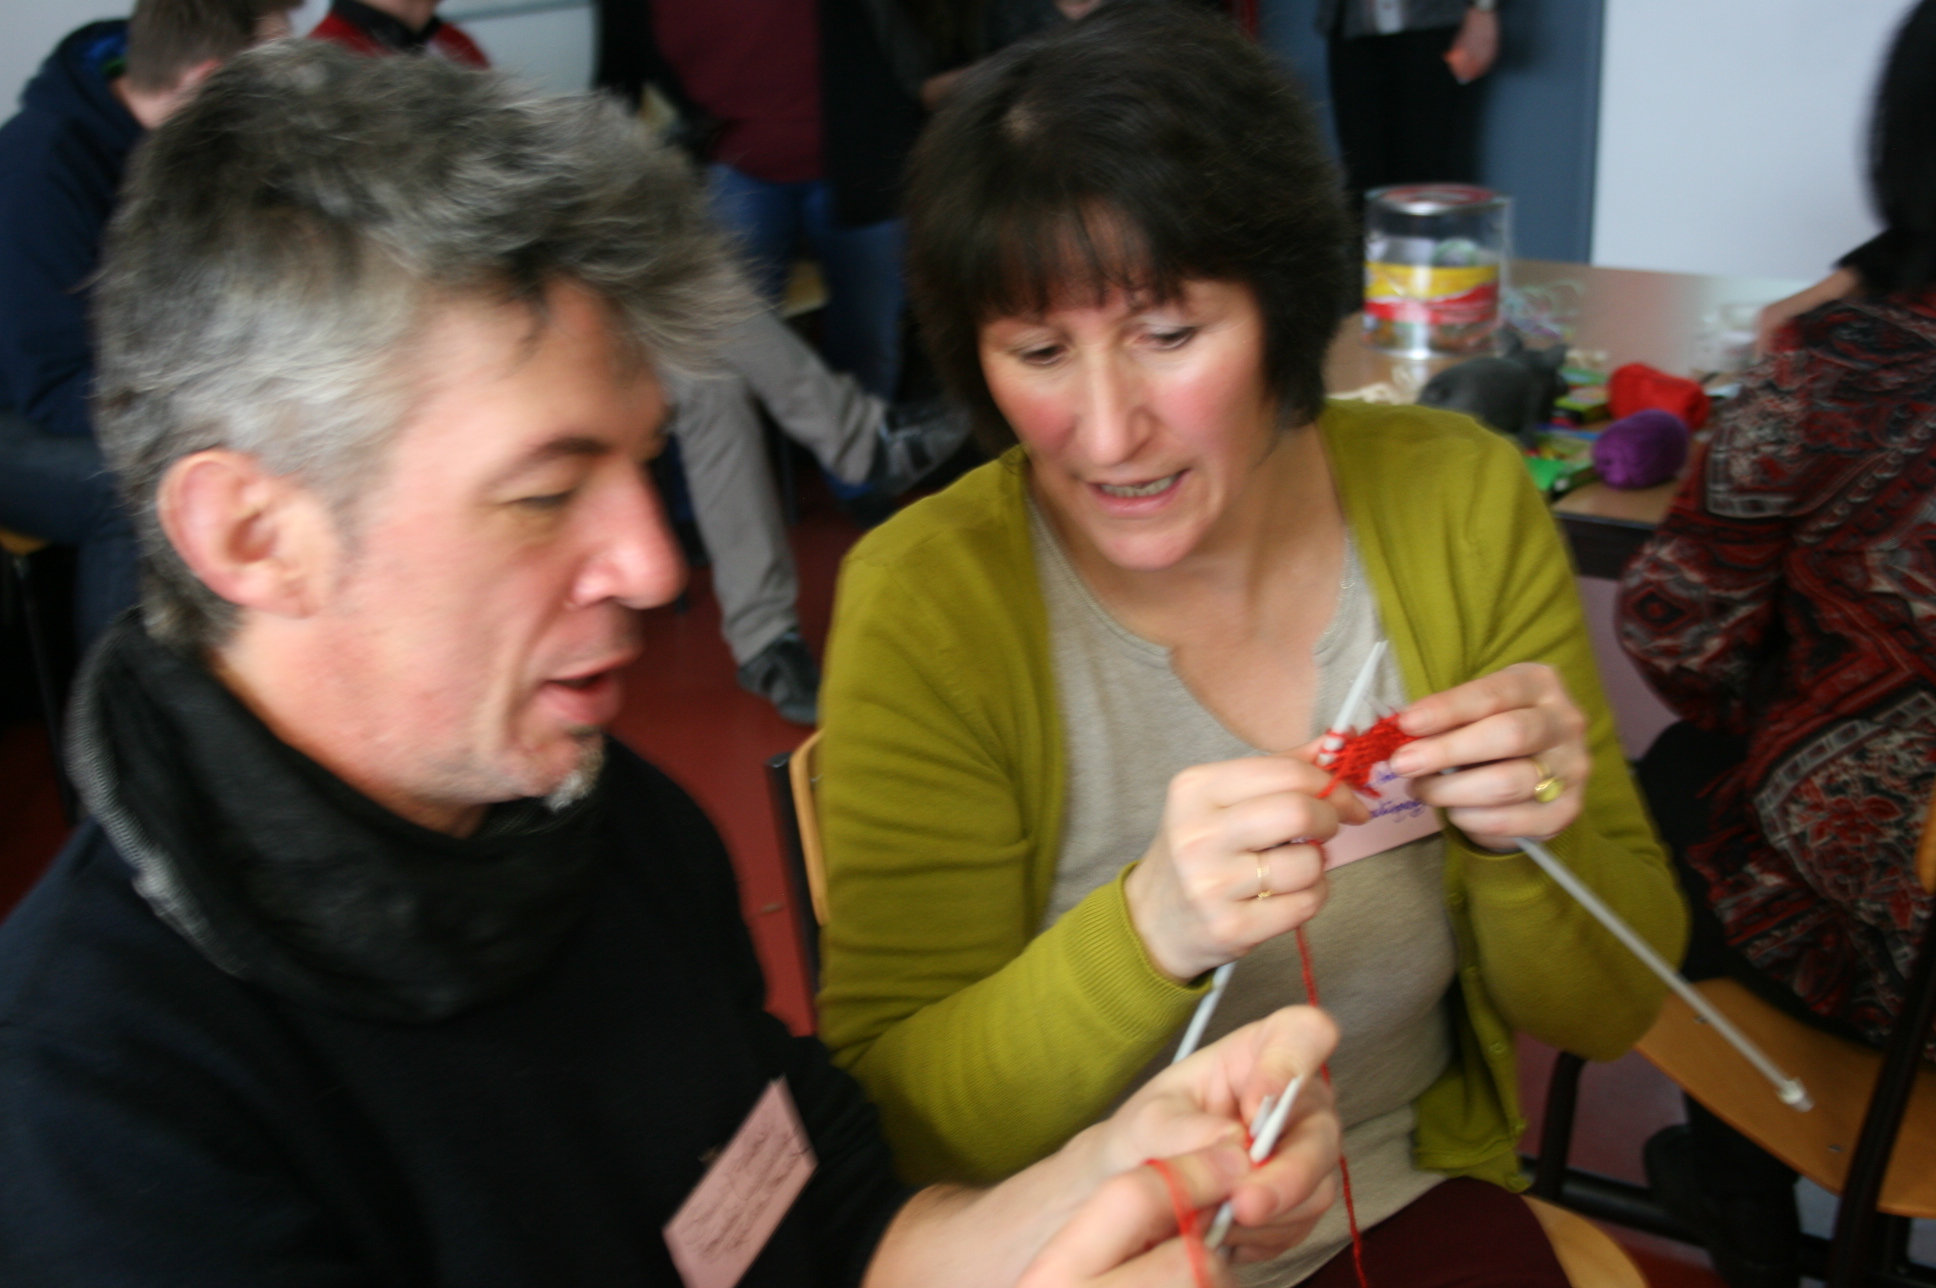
[1593,0,1911,280]
[451,2,594,94]
[2,0,592,115]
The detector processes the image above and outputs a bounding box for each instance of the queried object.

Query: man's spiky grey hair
[93,40,749,649]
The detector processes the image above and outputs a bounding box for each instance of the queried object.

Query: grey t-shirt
[1030,501,1458,1287]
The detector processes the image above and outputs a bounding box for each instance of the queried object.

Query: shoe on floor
[1643,1124,1800,1288]
[736,629,819,726]
[868,398,972,498]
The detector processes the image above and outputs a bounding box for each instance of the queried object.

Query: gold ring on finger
[1531,755,1565,805]
[1255,853,1274,901]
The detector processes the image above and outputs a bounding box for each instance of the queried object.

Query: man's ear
[157,450,338,620]
[172,57,222,100]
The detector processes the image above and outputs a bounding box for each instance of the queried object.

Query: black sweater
[0,746,908,1285]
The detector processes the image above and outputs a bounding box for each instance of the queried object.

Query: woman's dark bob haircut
[905,1,1353,453]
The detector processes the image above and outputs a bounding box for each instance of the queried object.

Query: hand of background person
[1387,662,1588,852]
[1754,267,1859,357]
[1125,751,1370,983]
[1443,7,1500,84]
[1045,1007,1340,1281]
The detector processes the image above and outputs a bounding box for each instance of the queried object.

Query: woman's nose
[1072,354,1141,465]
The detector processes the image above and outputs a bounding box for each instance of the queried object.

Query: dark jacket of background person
[1316,0,1470,39]
[0,21,141,439]
[1619,293,1936,1060]
[0,624,909,1283]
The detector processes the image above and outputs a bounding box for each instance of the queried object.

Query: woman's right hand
[1123,750,1368,983]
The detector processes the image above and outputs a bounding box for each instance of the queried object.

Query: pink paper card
[664,1079,817,1288]
[1322,760,1440,870]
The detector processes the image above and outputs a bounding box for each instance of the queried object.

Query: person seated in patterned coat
[1619,6,1936,1287]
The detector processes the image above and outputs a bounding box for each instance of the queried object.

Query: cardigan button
[1488,1040,1508,1055]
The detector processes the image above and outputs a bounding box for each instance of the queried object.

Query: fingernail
[1390,750,1421,776]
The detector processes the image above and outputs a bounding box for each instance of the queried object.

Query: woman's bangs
[974,201,1184,323]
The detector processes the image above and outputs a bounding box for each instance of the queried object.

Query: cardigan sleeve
[1439,432,1687,1060]
[816,519,1202,1186]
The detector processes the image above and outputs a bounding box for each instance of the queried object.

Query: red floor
[0,485,1725,1286]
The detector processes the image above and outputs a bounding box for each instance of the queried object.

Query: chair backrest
[1524,1197,1646,1288]
[763,732,826,994]
[787,731,827,924]
[1634,776,1936,1234]
[0,528,49,558]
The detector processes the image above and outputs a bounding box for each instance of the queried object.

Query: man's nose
[576,471,687,611]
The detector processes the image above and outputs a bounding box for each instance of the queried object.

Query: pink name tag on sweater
[664,1079,817,1288]
[1322,761,1439,870]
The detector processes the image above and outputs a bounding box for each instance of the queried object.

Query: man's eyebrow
[486,434,613,490]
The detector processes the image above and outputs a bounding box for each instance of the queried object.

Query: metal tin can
[1363,184,1511,358]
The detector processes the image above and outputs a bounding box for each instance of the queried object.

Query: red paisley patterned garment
[1620,292,1936,1057]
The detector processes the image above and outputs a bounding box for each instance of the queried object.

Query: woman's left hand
[1385,662,1589,851]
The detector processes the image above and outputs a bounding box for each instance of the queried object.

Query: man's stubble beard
[544,732,606,811]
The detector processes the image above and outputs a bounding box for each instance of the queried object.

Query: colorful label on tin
[1363,262,1499,326]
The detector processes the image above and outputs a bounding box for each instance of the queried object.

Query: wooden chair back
[785,731,827,924]
[0,528,49,558]
[1525,1198,1646,1288]
[764,733,826,993]
[1635,779,1936,1231]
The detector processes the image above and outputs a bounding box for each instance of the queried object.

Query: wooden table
[1323,258,1804,579]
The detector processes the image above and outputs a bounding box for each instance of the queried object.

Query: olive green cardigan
[816,400,1686,1186]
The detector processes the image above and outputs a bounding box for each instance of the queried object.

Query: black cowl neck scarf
[67,616,605,1024]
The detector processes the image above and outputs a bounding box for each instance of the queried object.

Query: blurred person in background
[310,0,487,63]
[1320,0,1499,220]
[0,45,1347,1282]
[0,0,295,653]
[1621,6,1936,1287]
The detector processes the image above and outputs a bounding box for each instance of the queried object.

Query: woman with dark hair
[1621,5,1936,1287]
[815,6,1683,1284]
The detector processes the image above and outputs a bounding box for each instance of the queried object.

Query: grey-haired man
[0,43,1337,1287]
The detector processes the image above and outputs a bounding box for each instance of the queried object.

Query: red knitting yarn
[1317,714,1417,801]
[1296,922,1369,1288]
[1146,1156,1213,1288]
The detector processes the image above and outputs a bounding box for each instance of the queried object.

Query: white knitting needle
[1203,1072,1308,1251]
[1317,641,1388,769]
[1172,962,1236,1065]
[1513,836,1811,1111]
[1172,645,1390,1066]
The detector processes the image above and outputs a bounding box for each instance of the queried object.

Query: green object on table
[1525,453,1595,495]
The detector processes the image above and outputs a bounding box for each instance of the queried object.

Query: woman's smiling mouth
[1095,472,1182,499]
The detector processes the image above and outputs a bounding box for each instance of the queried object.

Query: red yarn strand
[1295,920,1370,1288]
[1146,1157,1213,1288]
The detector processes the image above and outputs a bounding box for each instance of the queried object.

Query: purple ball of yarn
[1593,409,1689,489]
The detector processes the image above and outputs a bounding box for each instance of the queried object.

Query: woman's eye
[1147,326,1198,350]
[1017,344,1064,366]
[517,490,575,512]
